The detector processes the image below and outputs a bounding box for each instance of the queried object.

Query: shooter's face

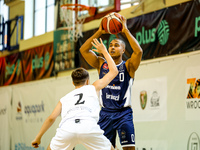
[108,40,125,58]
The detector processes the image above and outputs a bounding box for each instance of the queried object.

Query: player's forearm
[80,30,102,54]
[123,29,143,55]
[35,117,55,140]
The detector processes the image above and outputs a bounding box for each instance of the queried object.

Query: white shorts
[50,119,111,150]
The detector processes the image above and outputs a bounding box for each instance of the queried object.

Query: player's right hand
[31,138,41,148]
[98,21,107,34]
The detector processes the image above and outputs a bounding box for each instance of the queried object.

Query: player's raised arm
[79,23,106,69]
[121,16,143,78]
[92,38,118,92]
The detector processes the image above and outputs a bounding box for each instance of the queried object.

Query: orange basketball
[102,12,122,34]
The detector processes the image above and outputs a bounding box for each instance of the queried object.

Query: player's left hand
[91,38,107,54]
[120,16,128,33]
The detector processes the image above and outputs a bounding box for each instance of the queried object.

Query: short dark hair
[112,39,126,49]
[71,68,89,86]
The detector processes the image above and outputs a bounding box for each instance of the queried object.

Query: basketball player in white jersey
[31,38,118,150]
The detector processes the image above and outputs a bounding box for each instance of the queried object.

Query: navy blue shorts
[97,107,135,147]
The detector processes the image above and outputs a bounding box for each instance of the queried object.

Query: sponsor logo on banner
[187,132,200,150]
[157,20,170,45]
[150,91,160,109]
[17,101,22,112]
[186,78,200,109]
[195,16,200,37]
[185,66,200,120]
[133,77,167,122]
[15,101,45,123]
[16,102,22,120]
[5,59,21,79]
[24,101,45,123]
[140,90,147,109]
[24,101,45,116]
[136,20,169,46]
[32,52,50,71]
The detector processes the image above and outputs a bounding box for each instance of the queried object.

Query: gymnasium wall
[129,50,200,150]
[0,50,200,150]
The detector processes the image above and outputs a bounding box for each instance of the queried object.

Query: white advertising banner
[132,77,167,122]
[0,87,11,150]
[185,66,200,120]
[12,80,58,150]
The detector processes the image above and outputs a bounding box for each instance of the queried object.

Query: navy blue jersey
[99,61,134,110]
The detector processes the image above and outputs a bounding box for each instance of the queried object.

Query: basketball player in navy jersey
[80,16,143,150]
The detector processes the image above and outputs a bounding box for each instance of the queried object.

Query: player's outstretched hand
[91,38,107,54]
[120,15,128,33]
[31,138,41,148]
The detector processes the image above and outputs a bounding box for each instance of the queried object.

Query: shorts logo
[121,130,126,139]
[140,90,147,110]
[103,63,108,70]
[187,132,200,150]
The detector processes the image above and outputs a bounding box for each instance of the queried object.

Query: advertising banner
[128,0,200,59]
[0,53,24,85]
[185,66,200,120]
[53,30,75,72]
[0,87,11,150]
[132,77,167,122]
[12,81,58,150]
[0,43,54,86]
[21,43,54,81]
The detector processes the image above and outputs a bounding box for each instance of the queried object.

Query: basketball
[102,12,122,34]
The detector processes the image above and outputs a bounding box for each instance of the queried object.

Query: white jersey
[59,85,100,129]
[50,85,112,149]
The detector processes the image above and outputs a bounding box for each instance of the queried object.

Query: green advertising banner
[53,30,75,73]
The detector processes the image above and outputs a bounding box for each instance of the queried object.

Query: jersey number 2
[74,93,85,105]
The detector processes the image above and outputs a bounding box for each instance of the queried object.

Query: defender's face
[108,40,125,58]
